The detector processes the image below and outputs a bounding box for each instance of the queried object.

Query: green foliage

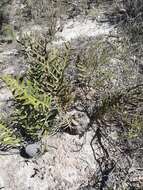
[101,84,143,140]
[2,75,51,112]
[0,121,21,149]
[0,33,74,145]
[20,33,73,110]
[1,75,51,142]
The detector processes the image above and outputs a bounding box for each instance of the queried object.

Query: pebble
[20,143,41,158]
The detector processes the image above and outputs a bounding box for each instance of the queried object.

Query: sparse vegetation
[1,31,143,148]
[102,0,143,44]
[0,0,143,189]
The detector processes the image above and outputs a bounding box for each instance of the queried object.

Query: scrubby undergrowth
[0,0,143,189]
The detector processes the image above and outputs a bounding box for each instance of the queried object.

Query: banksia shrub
[0,33,74,146]
[0,121,21,150]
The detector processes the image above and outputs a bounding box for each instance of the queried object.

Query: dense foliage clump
[0,34,75,146]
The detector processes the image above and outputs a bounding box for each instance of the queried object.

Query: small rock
[20,143,41,159]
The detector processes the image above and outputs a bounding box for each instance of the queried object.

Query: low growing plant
[0,33,74,147]
[0,32,143,149]
[0,121,21,150]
